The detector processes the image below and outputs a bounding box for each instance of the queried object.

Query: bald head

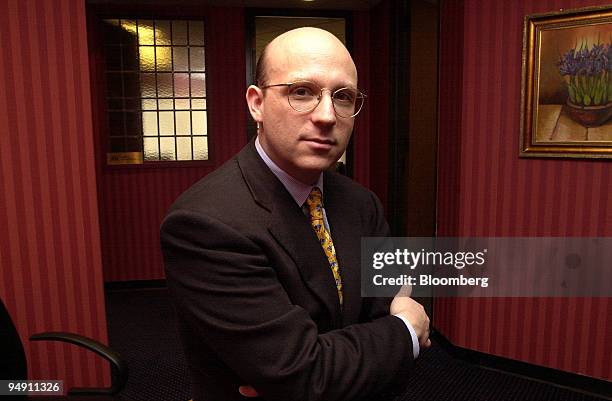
[256,27,357,87]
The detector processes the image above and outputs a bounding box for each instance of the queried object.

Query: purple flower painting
[520,6,612,158]
[558,40,612,106]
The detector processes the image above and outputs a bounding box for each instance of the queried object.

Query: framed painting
[520,5,612,158]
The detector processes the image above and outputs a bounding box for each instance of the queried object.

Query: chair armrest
[30,332,128,395]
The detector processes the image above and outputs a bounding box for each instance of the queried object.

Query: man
[161,27,430,401]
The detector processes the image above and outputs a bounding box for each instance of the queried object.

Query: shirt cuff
[393,314,420,359]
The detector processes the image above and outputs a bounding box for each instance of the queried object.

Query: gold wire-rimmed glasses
[260,81,367,118]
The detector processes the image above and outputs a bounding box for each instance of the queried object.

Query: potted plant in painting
[558,40,612,127]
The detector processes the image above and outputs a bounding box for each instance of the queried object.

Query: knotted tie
[305,187,343,307]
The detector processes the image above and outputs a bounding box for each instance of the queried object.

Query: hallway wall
[0,0,109,388]
[435,0,611,380]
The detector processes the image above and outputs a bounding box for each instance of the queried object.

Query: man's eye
[334,90,355,103]
[291,86,315,97]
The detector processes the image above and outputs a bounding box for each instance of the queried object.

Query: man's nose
[311,91,337,126]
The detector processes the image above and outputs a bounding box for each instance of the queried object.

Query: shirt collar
[255,136,323,207]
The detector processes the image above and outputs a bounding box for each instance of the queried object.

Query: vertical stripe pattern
[436,0,611,380]
[0,0,109,387]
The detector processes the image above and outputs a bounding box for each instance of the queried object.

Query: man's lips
[302,137,336,148]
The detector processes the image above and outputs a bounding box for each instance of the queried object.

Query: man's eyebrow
[288,77,358,89]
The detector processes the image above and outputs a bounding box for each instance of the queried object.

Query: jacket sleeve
[161,209,414,401]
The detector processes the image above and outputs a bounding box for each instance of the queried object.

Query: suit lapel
[268,207,342,323]
[323,172,362,324]
[236,141,342,323]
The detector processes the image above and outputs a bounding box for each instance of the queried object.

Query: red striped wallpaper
[436,0,611,380]
[0,0,109,388]
[92,7,247,282]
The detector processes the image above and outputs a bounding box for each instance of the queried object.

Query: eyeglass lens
[287,82,364,117]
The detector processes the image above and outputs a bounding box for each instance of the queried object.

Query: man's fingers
[239,385,259,397]
[423,338,432,348]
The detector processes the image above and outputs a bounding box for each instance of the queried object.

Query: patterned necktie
[305,187,343,307]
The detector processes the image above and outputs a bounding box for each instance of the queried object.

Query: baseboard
[431,329,612,400]
[104,279,167,292]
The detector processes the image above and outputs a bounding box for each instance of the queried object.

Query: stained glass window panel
[103,18,208,163]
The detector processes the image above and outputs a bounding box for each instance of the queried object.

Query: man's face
[253,30,357,184]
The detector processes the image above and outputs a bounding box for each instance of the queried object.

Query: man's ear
[246,85,264,123]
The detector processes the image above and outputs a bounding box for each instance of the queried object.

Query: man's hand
[390,287,431,349]
[239,385,259,398]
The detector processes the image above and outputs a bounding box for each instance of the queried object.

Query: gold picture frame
[520,5,612,159]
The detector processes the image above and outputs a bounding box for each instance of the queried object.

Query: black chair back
[0,297,27,379]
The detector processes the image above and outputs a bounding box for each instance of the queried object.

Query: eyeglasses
[260,81,367,118]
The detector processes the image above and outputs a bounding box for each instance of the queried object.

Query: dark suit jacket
[161,140,414,401]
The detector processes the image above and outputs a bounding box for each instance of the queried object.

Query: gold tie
[306,187,343,307]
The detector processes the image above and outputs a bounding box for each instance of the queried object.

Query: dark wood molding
[387,0,410,236]
[104,279,167,291]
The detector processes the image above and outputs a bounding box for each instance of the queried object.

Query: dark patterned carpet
[105,288,610,401]
[106,288,191,401]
